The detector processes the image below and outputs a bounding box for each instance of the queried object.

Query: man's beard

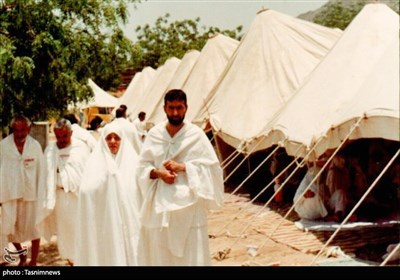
[167,115,184,126]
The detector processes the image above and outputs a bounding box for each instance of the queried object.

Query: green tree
[0,0,140,127]
[134,13,242,69]
[313,0,399,30]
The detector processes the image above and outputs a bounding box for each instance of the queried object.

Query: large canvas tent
[256,3,399,160]
[147,50,200,125]
[80,79,118,126]
[196,8,342,152]
[131,57,181,126]
[113,66,156,118]
[183,34,239,123]
[84,78,118,108]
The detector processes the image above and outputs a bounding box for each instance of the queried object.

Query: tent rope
[380,242,400,266]
[246,116,363,264]
[211,142,310,260]
[223,137,265,183]
[229,145,280,197]
[213,146,302,238]
[221,149,240,169]
[311,148,400,265]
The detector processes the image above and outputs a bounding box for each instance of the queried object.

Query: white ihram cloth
[137,121,224,266]
[133,118,147,142]
[110,118,142,154]
[37,139,89,260]
[0,135,44,242]
[74,122,140,266]
[294,167,328,220]
[71,123,97,152]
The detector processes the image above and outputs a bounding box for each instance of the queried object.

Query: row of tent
[85,3,399,164]
[78,3,399,265]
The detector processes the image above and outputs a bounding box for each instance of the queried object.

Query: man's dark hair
[138,111,146,118]
[63,114,78,124]
[119,104,128,112]
[164,89,187,106]
[115,107,126,118]
[89,116,103,130]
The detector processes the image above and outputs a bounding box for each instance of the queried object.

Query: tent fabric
[128,65,165,118]
[147,50,200,125]
[197,9,342,152]
[166,50,200,91]
[183,34,239,123]
[82,78,118,108]
[259,3,399,159]
[114,66,156,117]
[132,57,181,123]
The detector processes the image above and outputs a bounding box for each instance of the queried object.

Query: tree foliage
[134,14,242,69]
[313,0,399,30]
[0,0,139,127]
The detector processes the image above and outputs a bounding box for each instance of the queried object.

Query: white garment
[0,135,44,203]
[133,118,147,142]
[110,118,142,154]
[294,167,328,220]
[2,200,40,242]
[37,139,89,260]
[137,121,224,266]
[74,122,140,266]
[138,200,211,266]
[71,123,97,152]
[0,135,44,242]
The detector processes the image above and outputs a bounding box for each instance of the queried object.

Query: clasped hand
[159,160,185,184]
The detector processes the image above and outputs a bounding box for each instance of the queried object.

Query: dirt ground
[2,192,340,267]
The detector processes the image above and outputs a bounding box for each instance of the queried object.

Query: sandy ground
[1,192,337,267]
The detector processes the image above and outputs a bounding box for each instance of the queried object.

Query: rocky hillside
[298,0,399,22]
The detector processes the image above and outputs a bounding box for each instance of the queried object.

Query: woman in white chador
[74,122,140,266]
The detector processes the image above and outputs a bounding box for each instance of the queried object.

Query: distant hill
[298,0,399,22]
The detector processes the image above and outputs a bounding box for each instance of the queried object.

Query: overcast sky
[121,0,329,42]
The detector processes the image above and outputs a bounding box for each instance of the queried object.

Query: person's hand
[163,160,185,173]
[158,169,177,184]
[303,189,315,198]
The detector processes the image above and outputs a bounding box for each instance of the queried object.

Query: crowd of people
[1,90,398,266]
[0,89,224,266]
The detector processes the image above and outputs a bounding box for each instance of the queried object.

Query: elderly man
[137,89,224,266]
[37,118,90,266]
[0,115,45,266]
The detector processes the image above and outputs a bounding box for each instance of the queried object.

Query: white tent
[197,9,342,152]
[114,66,156,117]
[71,79,119,126]
[258,3,399,160]
[83,78,118,108]
[183,34,239,123]
[146,50,200,125]
[165,50,200,91]
[132,57,181,123]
